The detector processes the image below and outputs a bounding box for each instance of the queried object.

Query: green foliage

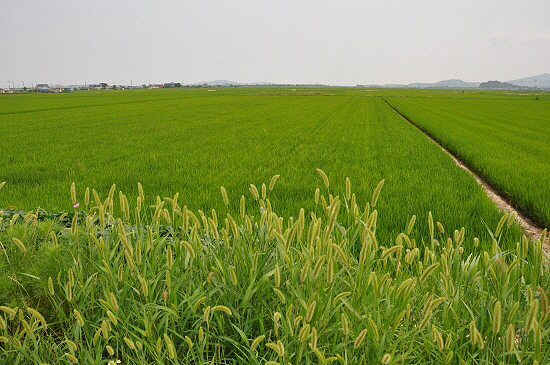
[384,95,550,228]
[0,180,547,364]
[0,89,524,246]
[0,215,78,328]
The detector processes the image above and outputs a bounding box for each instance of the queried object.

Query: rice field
[1,87,549,364]
[0,89,528,246]
[383,95,550,228]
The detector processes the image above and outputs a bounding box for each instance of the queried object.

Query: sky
[1,0,549,87]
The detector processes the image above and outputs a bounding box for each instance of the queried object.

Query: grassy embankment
[0,178,548,364]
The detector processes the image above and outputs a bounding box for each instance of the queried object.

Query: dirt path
[381,97,549,255]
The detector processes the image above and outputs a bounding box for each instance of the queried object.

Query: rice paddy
[383,94,550,228]
[0,87,549,364]
[0,88,531,245]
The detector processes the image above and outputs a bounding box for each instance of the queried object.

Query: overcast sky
[1,0,549,87]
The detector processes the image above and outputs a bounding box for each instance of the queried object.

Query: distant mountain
[434,79,479,88]
[195,80,236,86]
[479,80,516,89]
[194,80,276,86]
[404,79,479,88]
[506,73,550,88]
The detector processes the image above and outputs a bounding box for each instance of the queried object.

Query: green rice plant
[0,90,525,249]
[384,95,550,229]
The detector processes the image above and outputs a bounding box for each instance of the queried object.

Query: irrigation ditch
[381,97,549,254]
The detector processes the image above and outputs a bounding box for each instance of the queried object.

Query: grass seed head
[220,186,229,206]
[432,325,444,351]
[277,340,285,357]
[418,310,432,331]
[48,277,55,295]
[506,323,515,352]
[84,187,89,206]
[316,168,330,188]
[212,305,233,316]
[299,323,310,343]
[436,221,444,234]
[65,353,79,364]
[139,276,149,297]
[525,299,539,332]
[469,321,478,347]
[181,240,196,259]
[261,183,267,199]
[310,327,318,348]
[381,245,402,261]
[65,283,73,302]
[249,184,259,200]
[73,309,85,327]
[538,286,549,321]
[27,307,47,330]
[341,312,350,336]
[493,300,502,333]
[12,237,27,253]
[371,179,385,207]
[266,342,283,357]
[204,306,211,324]
[250,334,265,351]
[273,288,286,303]
[228,265,238,285]
[420,262,440,283]
[408,215,417,235]
[101,320,109,338]
[106,345,114,356]
[381,353,392,364]
[71,182,77,205]
[306,301,316,322]
[275,264,281,287]
[313,255,326,279]
[345,177,351,201]
[312,347,325,362]
[185,335,193,348]
[354,328,368,349]
[240,196,246,218]
[269,174,280,191]
[368,318,379,342]
[106,310,117,325]
[495,214,508,237]
[326,256,334,283]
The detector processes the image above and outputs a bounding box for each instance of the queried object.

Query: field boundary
[381,97,549,250]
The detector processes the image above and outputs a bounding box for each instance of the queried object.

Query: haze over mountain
[194,80,275,86]
[506,73,550,88]
[196,74,549,89]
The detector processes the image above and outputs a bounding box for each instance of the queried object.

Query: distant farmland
[1,88,547,246]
